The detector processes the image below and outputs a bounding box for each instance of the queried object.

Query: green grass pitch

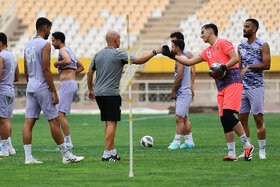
[0,113,279,186]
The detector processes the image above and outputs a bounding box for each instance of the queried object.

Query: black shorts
[95,95,121,121]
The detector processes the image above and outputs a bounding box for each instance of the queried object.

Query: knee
[58,112,66,118]
[253,114,264,126]
[175,115,184,123]
[220,109,239,133]
[50,117,60,127]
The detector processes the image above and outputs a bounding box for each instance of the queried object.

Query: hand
[220,64,227,71]
[155,47,162,54]
[171,91,176,99]
[54,61,60,68]
[162,45,175,60]
[190,86,195,97]
[88,90,95,102]
[162,45,170,56]
[52,91,59,105]
[241,66,250,78]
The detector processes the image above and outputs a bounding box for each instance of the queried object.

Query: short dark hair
[246,18,259,31]
[0,32,7,46]
[170,32,184,40]
[202,23,218,36]
[52,32,65,43]
[36,17,52,31]
[172,40,185,51]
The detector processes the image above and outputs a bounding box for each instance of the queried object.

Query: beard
[243,32,252,38]
[44,33,50,40]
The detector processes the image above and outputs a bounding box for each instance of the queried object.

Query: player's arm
[175,55,203,66]
[54,49,71,68]
[42,43,59,104]
[23,55,29,82]
[87,57,96,102]
[238,49,243,72]
[171,62,184,99]
[238,49,248,78]
[0,57,3,80]
[14,65,19,82]
[87,69,95,91]
[133,47,162,64]
[75,60,84,74]
[186,53,196,96]
[87,68,95,102]
[224,52,239,69]
[248,43,271,70]
[162,45,203,66]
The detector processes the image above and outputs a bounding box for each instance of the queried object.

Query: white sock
[24,144,32,160]
[258,139,266,151]
[173,134,182,145]
[111,148,117,155]
[184,132,194,145]
[58,143,71,158]
[190,132,194,144]
[1,139,9,152]
[239,134,251,148]
[103,150,111,158]
[184,134,192,144]
[8,137,14,150]
[227,142,236,158]
[64,135,73,146]
[247,137,250,144]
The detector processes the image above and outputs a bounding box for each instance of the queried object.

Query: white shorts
[239,87,264,115]
[58,80,78,114]
[25,89,58,120]
[0,94,14,119]
[175,93,192,117]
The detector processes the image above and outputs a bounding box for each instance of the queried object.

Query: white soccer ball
[140,135,154,147]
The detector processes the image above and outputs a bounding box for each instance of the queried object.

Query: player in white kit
[0,32,19,157]
[167,39,195,150]
[23,17,84,164]
[52,31,84,150]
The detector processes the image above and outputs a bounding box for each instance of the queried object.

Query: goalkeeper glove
[162,45,176,60]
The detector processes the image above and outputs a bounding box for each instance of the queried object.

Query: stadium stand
[5,0,170,58]
[180,0,280,56]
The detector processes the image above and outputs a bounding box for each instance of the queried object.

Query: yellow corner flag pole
[127,15,134,178]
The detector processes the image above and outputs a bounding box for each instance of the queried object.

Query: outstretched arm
[175,55,204,66]
[133,47,162,64]
[162,45,203,66]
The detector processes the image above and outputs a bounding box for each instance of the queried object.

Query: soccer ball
[140,135,154,147]
[209,62,226,79]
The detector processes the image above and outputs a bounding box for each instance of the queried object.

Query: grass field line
[120,114,174,123]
